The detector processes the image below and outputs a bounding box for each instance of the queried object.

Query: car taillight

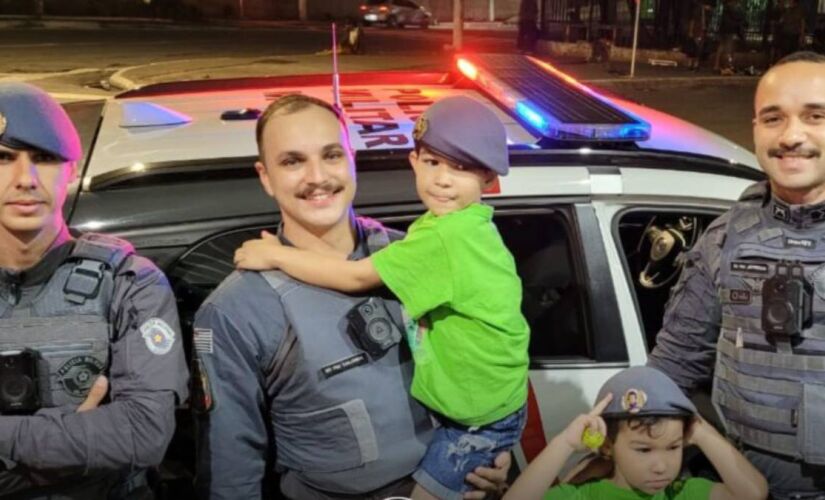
[359,4,367,10]
[379,6,388,11]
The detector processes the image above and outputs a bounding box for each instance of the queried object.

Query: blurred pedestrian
[775,0,806,61]
[517,0,539,54]
[714,0,746,75]
[687,0,712,70]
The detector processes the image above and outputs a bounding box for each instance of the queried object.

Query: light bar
[455,54,651,142]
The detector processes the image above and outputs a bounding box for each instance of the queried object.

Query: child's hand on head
[558,393,612,452]
[234,230,283,270]
[684,415,711,447]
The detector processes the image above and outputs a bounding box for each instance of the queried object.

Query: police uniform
[0,83,189,499]
[193,218,433,500]
[649,181,825,499]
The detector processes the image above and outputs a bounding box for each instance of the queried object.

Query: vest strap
[64,260,106,305]
[715,390,796,427]
[726,419,801,459]
[718,336,825,372]
[716,361,802,397]
[722,314,825,341]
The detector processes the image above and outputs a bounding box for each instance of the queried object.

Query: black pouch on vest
[0,349,40,414]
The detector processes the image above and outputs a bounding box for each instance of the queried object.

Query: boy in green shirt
[506,366,768,500]
[234,95,529,499]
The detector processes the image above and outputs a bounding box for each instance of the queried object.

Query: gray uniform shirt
[648,189,825,495]
[0,239,189,498]
[193,221,432,500]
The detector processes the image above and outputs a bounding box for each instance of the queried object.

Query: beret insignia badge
[413,115,428,141]
[621,388,647,414]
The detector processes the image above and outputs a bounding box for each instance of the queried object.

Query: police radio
[761,262,812,337]
[0,349,40,414]
[347,297,403,359]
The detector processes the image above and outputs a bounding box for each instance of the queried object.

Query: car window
[169,209,594,361]
[394,0,419,8]
[615,208,722,351]
[366,0,386,5]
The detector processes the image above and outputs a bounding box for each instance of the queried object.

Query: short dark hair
[255,94,346,160]
[773,51,825,68]
[605,415,691,442]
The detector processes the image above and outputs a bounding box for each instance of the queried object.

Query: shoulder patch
[140,318,176,355]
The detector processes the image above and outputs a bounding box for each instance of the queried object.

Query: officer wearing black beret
[0,82,188,498]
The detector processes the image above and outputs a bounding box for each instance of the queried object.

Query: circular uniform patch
[140,318,176,356]
[0,112,6,136]
[57,355,105,398]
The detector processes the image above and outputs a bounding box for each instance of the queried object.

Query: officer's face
[409,148,496,216]
[255,105,356,237]
[0,145,75,239]
[754,61,825,204]
[608,418,684,494]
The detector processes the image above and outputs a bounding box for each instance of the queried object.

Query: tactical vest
[713,198,825,465]
[261,217,433,494]
[0,233,133,410]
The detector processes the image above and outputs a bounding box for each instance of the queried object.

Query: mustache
[297,182,343,198]
[768,147,821,158]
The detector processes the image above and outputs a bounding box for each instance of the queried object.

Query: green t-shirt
[544,478,715,500]
[371,203,529,426]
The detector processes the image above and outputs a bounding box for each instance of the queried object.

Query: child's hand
[234,231,283,270]
[557,393,612,452]
[684,415,715,447]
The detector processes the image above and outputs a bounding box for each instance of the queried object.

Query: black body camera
[0,349,40,414]
[761,263,812,337]
[347,297,403,359]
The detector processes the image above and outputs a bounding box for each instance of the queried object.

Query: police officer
[648,51,825,499]
[0,82,188,498]
[193,94,510,499]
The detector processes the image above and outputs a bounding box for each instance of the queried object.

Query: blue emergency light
[456,54,651,142]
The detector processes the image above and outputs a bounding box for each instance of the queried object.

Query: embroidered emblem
[621,388,647,414]
[140,318,176,355]
[319,353,369,379]
[57,355,104,398]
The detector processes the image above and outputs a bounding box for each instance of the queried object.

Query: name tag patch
[320,353,368,379]
[785,237,816,249]
[731,261,769,274]
[729,289,752,304]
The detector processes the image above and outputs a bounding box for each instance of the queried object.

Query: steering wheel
[638,216,700,289]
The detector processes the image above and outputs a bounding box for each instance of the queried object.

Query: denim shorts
[412,405,526,500]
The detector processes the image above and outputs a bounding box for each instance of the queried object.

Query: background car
[359,0,433,28]
[64,54,761,497]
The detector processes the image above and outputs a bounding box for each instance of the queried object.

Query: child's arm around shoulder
[686,417,768,500]
[234,231,382,293]
[505,395,612,500]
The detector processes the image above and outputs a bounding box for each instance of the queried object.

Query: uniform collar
[0,240,75,295]
[767,194,825,229]
[276,220,369,261]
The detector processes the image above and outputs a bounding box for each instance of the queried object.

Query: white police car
[65,53,761,487]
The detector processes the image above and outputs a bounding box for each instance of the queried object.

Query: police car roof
[84,69,759,190]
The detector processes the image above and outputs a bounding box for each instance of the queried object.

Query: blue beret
[0,83,81,162]
[597,366,697,419]
[413,95,509,176]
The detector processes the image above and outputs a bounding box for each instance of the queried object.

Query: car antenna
[331,22,342,111]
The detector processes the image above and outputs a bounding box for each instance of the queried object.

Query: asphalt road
[0,24,757,150]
